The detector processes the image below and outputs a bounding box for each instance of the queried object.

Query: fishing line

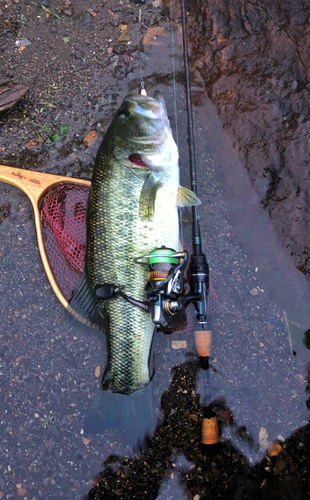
[168,0,184,251]
[169,0,180,150]
[137,8,171,96]
[137,7,146,94]
[180,0,201,255]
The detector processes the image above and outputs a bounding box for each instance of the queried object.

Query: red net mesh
[41,183,89,301]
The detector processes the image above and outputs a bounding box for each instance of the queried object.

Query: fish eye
[117,110,130,119]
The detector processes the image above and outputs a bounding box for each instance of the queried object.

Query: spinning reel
[94,244,209,331]
[135,247,187,329]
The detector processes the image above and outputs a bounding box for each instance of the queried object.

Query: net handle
[0,164,91,308]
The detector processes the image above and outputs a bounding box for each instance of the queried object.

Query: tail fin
[83,383,157,449]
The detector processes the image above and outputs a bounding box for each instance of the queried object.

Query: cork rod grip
[195,330,212,357]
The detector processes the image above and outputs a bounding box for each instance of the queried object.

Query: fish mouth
[128,154,149,168]
[128,149,170,170]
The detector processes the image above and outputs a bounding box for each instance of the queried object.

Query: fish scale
[83,94,180,394]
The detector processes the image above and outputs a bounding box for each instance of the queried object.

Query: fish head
[110,92,178,173]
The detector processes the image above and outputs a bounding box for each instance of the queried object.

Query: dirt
[0,0,151,178]
[188,0,310,278]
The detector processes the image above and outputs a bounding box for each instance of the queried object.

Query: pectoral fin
[139,174,162,221]
[67,272,108,331]
[177,186,201,207]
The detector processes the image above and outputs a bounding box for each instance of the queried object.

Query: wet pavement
[1,0,310,499]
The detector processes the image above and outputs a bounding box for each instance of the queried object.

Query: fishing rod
[179,0,209,330]
[179,0,219,451]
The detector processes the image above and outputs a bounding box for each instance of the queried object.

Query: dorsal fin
[177,186,201,207]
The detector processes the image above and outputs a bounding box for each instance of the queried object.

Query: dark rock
[273,459,287,474]
[80,12,92,30]
[73,51,87,65]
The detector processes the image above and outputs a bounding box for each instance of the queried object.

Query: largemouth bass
[71,91,199,395]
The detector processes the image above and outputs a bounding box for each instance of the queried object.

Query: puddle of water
[0,10,310,500]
